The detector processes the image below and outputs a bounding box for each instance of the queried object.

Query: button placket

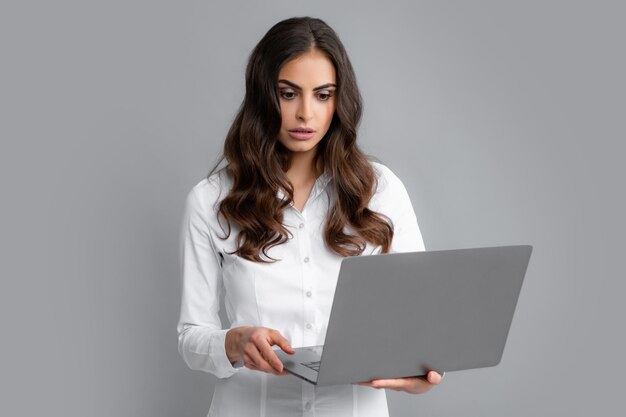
[302,380,315,415]
[299,215,316,347]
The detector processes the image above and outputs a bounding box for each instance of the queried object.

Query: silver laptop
[275,245,533,386]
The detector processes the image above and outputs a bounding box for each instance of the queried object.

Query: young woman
[177,16,443,417]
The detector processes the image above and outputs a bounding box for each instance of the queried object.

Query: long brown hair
[208,16,393,262]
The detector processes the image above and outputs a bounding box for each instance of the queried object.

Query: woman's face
[277,49,337,158]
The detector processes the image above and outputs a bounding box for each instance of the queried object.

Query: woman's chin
[279,139,320,155]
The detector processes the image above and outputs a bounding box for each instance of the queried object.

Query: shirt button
[306,323,312,330]
[303,256,310,263]
[299,223,304,229]
[304,401,312,411]
[306,290,312,298]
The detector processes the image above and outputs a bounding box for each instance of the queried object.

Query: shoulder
[185,167,233,217]
[366,159,414,216]
[369,159,407,196]
[368,160,425,252]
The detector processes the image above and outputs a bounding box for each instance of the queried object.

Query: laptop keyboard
[302,360,321,372]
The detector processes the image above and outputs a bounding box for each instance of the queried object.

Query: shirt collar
[276,167,332,203]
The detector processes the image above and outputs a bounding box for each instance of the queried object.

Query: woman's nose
[296,98,313,121]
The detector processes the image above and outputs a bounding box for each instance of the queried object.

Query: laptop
[275,245,533,386]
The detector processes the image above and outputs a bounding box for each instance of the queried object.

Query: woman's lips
[288,129,316,140]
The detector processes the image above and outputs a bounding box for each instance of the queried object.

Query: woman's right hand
[225,326,295,376]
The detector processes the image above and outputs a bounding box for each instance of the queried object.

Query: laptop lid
[315,245,533,386]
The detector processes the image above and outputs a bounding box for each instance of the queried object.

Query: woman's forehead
[278,50,336,86]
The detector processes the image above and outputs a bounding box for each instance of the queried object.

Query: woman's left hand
[352,370,444,394]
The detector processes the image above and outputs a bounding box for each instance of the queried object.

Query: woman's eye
[318,92,333,101]
[279,90,334,101]
[280,91,296,99]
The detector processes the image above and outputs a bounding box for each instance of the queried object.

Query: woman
[177,16,443,417]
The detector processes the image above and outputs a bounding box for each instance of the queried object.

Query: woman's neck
[285,151,323,187]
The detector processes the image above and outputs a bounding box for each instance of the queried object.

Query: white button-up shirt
[177,161,426,417]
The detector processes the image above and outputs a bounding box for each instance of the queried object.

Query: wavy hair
[207,16,394,262]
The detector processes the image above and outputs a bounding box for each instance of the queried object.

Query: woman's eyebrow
[278,79,337,91]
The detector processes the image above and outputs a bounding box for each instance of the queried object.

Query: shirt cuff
[211,328,240,378]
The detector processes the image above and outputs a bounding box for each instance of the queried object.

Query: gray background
[1,1,624,416]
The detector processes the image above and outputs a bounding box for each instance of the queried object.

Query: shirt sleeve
[375,164,426,253]
[176,185,239,379]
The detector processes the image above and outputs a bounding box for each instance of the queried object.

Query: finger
[427,371,443,385]
[370,378,409,389]
[249,342,289,376]
[242,353,257,370]
[371,377,434,394]
[257,340,285,373]
[250,348,287,375]
[355,382,383,389]
[269,329,295,354]
[244,343,279,374]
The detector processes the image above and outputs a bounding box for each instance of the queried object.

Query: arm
[176,185,239,379]
[382,166,426,254]
[177,183,295,378]
[370,162,426,254]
